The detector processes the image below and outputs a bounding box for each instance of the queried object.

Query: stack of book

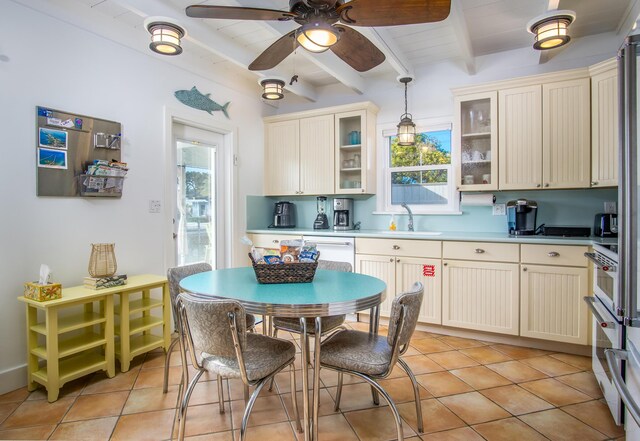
[84,274,127,290]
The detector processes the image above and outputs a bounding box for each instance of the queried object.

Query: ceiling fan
[186,0,451,72]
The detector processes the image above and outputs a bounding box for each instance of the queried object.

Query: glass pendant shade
[527,11,575,51]
[88,243,117,277]
[397,115,416,146]
[148,22,184,55]
[261,79,285,100]
[296,22,339,53]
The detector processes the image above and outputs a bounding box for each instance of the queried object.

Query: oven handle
[583,297,616,328]
[312,241,353,247]
[605,348,640,427]
[584,252,616,272]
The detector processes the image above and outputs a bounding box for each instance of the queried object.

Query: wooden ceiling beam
[449,0,476,75]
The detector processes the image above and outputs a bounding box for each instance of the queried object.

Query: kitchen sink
[379,231,442,236]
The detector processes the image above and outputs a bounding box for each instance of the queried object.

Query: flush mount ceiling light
[396,76,416,146]
[259,78,285,100]
[296,21,340,53]
[527,10,576,50]
[144,17,186,56]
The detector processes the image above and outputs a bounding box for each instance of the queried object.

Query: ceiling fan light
[260,79,285,100]
[296,22,339,53]
[147,21,185,55]
[527,11,575,51]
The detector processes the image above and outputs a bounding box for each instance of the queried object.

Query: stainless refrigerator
[607,34,640,439]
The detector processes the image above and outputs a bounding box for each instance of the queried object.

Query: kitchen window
[379,121,459,214]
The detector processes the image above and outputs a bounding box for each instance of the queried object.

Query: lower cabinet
[442,260,520,335]
[520,264,589,345]
[355,254,442,324]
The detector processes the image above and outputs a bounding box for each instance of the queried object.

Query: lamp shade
[296,22,339,53]
[260,79,285,100]
[527,11,575,51]
[147,22,185,55]
[397,115,416,146]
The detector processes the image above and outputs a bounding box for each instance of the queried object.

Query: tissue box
[24,282,62,301]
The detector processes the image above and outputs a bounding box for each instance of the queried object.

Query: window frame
[377,117,460,215]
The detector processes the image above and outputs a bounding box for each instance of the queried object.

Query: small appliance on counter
[333,198,354,231]
[270,201,296,228]
[539,225,591,237]
[313,196,330,230]
[594,213,618,237]
[507,199,537,236]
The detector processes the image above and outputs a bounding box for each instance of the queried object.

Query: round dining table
[180,267,387,441]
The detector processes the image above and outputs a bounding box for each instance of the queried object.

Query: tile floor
[0,320,627,441]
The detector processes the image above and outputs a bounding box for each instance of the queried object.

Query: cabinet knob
[396,258,400,263]
[389,258,394,262]
[548,251,560,257]
[474,248,485,254]
[444,262,448,266]
[361,189,365,193]
[393,245,400,250]
[592,181,598,186]
[273,240,279,244]
[536,184,541,188]
[523,267,528,272]
[544,183,550,188]
[299,191,303,194]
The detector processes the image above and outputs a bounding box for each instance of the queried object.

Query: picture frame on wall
[38,127,68,150]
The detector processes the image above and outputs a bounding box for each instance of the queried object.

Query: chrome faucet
[401,203,414,231]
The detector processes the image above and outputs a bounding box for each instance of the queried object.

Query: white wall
[0,2,268,393]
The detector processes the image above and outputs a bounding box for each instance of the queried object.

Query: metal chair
[319,282,425,440]
[164,263,256,394]
[176,293,301,441]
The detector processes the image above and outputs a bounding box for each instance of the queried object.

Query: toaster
[594,213,618,237]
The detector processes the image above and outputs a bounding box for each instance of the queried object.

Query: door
[396,257,442,325]
[591,65,619,187]
[442,259,520,335]
[355,254,395,317]
[542,78,591,188]
[498,85,543,189]
[264,120,299,196]
[520,264,589,344]
[299,115,334,195]
[176,139,217,268]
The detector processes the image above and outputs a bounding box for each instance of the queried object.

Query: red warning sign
[423,265,435,277]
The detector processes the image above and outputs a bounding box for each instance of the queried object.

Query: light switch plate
[149,200,161,213]
[604,201,617,214]
[493,203,506,216]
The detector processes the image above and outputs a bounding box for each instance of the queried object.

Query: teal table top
[179,267,387,317]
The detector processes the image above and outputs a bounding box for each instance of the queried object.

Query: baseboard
[0,364,27,395]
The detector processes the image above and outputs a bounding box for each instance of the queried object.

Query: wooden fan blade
[249,31,298,71]
[330,25,385,72]
[337,0,451,27]
[186,5,297,21]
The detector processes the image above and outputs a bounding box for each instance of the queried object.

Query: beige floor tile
[182,403,234,438]
[459,346,513,365]
[63,391,128,422]
[450,366,512,390]
[562,400,625,438]
[397,398,466,434]
[232,421,297,441]
[491,344,551,359]
[485,360,548,383]
[49,416,118,440]
[520,408,608,441]
[26,377,88,401]
[378,377,431,403]
[230,395,289,428]
[438,391,510,425]
[112,408,176,440]
[291,413,359,441]
[281,388,337,420]
[344,406,416,441]
[480,385,554,415]
[411,330,443,340]
[472,417,548,441]
[438,336,486,349]
[326,383,387,412]
[549,353,593,371]
[400,355,446,374]
[186,431,234,441]
[0,402,19,425]
[427,351,479,370]
[411,338,455,354]
[133,365,183,389]
[420,426,485,441]
[189,380,223,406]
[122,385,180,414]
[141,350,182,369]
[0,424,56,440]
[0,396,74,429]
[82,369,139,395]
[416,372,474,397]
[403,345,421,356]
[555,372,604,399]
[0,388,29,404]
[520,378,592,406]
[520,355,582,377]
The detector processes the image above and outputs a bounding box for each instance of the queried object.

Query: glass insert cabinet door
[335,110,367,194]
[454,91,498,191]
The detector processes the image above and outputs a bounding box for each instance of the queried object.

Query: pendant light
[396,76,416,146]
[527,10,576,50]
[259,78,285,100]
[144,17,186,56]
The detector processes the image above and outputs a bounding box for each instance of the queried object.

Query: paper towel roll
[461,193,496,206]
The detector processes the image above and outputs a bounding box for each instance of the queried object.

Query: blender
[313,196,330,230]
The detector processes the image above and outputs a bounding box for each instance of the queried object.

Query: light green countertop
[246,228,618,246]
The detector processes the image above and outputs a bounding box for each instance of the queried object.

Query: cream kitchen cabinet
[590,59,619,187]
[520,244,589,345]
[355,238,442,324]
[264,115,334,196]
[248,233,302,250]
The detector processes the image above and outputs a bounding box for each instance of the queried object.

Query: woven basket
[88,243,117,277]
[249,253,319,284]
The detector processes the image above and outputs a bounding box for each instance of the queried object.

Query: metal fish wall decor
[174,86,230,119]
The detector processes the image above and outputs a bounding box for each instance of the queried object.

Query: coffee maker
[507,199,537,235]
[333,198,354,231]
[313,196,330,230]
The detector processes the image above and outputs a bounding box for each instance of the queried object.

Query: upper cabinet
[590,59,619,187]
[454,91,498,191]
[264,102,378,196]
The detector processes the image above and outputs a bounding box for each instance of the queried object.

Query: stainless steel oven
[585,296,625,425]
[586,243,621,319]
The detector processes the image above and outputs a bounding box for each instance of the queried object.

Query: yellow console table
[18,274,169,402]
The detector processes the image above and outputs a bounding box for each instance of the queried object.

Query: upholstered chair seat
[319,330,393,376]
[272,315,345,334]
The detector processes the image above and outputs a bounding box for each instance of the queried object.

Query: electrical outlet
[149,200,161,213]
[604,201,617,214]
[492,203,506,216]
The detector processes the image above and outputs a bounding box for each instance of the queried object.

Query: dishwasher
[303,236,355,270]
